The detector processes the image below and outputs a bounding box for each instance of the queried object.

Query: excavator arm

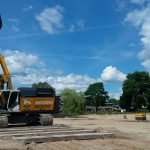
[0,16,12,89]
[0,16,13,107]
[0,55,13,89]
[0,55,13,106]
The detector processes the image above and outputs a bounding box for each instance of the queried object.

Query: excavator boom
[0,55,13,106]
[0,55,13,89]
[0,55,10,75]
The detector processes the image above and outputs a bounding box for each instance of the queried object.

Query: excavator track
[0,115,8,127]
[39,114,53,126]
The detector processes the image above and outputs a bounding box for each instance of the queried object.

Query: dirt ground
[0,114,150,150]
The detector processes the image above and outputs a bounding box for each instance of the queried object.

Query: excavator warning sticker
[34,98,54,110]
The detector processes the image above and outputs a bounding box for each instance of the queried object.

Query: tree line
[32,71,150,114]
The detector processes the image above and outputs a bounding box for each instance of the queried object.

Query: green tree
[60,88,86,114]
[108,98,119,105]
[84,82,109,112]
[119,71,150,111]
[32,82,52,88]
[31,82,55,93]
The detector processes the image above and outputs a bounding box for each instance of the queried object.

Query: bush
[136,108,149,113]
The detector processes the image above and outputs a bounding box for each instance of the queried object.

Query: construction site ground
[0,113,150,150]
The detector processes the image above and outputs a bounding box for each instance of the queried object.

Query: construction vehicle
[0,16,60,127]
[0,56,60,127]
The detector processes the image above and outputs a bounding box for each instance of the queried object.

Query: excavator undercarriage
[0,113,54,127]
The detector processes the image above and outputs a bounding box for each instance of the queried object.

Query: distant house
[86,103,121,112]
[113,105,120,111]
[86,106,95,112]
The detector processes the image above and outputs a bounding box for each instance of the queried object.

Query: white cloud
[35,5,64,34]
[129,43,135,46]
[125,2,150,71]
[54,69,63,75]
[0,49,95,93]
[11,72,95,93]
[0,50,44,74]
[141,59,150,71]
[130,0,148,4]
[125,6,150,27]
[109,87,122,100]
[69,25,75,32]
[8,18,19,32]
[12,25,19,32]
[109,92,122,100]
[76,20,85,29]
[115,0,127,11]
[0,50,126,97]
[22,5,33,12]
[100,66,126,83]
[8,18,19,23]
[52,74,95,93]
[122,51,135,58]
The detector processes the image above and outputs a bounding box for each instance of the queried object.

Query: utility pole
[0,14,2,29]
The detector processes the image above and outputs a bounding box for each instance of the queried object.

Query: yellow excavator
[0,15,60,127]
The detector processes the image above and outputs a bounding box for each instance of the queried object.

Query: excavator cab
[0,90,19,111]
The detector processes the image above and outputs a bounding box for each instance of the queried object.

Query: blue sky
[0,0,150,99]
